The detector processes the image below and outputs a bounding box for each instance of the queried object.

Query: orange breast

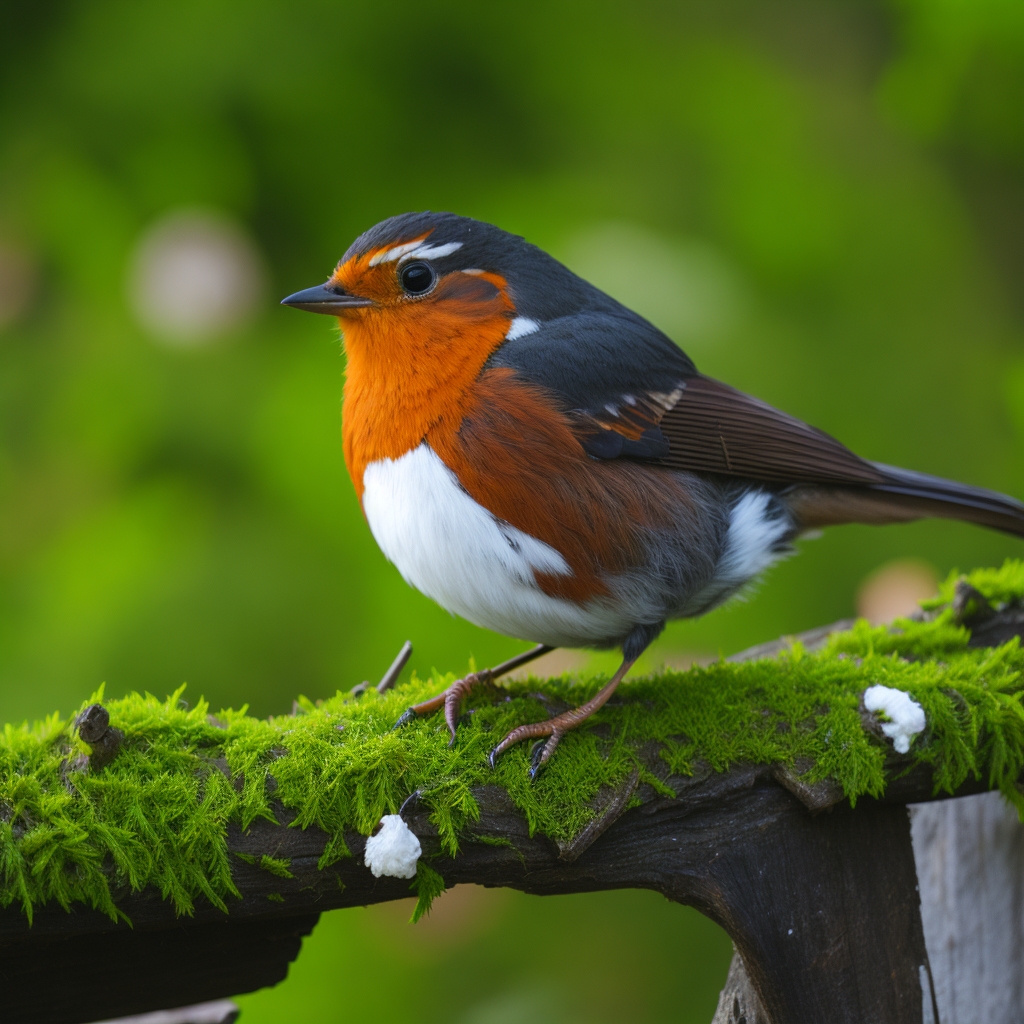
[340,271,514,497]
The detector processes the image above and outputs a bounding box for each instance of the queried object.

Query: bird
[282,211,1024,777]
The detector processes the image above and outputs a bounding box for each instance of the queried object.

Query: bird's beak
[280,282,374,315]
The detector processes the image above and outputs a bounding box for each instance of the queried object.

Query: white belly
[360,444,633,647]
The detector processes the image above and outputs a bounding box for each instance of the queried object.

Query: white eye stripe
[398,241,464,262]
[368,239,466,267]
[368,240,425,266]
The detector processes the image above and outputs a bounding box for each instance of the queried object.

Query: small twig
[72,703,124,772]
[488,643,553,679]
[377,641,413,693]
[350,641,413,697]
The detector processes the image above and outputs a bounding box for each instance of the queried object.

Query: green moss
[925,561,1024,611]
[3,560,1024,924]
[411,862,446,922]
[233,852,295,877]
[258,855,294,879]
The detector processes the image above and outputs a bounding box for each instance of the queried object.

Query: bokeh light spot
[127,209,267,345]
[856,559,939,625]
[0,240,37,330]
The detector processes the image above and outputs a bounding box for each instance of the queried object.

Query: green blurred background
[2,1,1023,1020]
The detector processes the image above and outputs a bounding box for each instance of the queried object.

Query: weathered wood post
[713,790,1024,1024]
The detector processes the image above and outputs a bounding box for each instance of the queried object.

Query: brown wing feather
[588,388,682,438]
[786,483,1024,537]
[658,376,885,485]
[571,387,682,460]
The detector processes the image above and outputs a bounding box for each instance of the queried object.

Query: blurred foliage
[1,0,1023,1020]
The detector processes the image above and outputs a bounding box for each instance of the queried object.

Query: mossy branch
[6,561,1024,1024]
[0,561,1019,935]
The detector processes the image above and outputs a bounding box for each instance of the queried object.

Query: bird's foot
[487,717,566,779]
[488,657,635,778]
[390,645,553,745]
[392,671,493,745]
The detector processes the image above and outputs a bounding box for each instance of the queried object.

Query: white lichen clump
[363,814,422,879]
[863,685,926,754]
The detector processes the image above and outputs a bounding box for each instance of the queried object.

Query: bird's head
[280,212,631,482]
[283,214,496,316]
[281,212,614,354]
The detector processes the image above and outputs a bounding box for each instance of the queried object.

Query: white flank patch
[364,815,421,878]
[714,491,791,592]
[679,489,791,616]
[505,316,540,341]
[361,444,636,647]
[863,685,926,754]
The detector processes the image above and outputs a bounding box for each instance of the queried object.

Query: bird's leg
[392,644,553,745]
[488,656,636,778]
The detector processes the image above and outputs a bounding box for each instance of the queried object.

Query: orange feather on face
[329,246,514,497]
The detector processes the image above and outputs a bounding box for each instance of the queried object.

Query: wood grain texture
[712,948,769,1024]
[911,791,1024,1024]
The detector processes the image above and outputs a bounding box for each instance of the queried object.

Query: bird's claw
[488,729,560,778]
[528,739,547,780]
[391,707,418,731]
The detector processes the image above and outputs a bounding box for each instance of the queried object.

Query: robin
[283,212,1024,777]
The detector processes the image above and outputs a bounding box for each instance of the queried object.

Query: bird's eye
[400,261,435,295]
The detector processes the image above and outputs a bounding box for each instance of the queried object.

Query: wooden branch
[4,758,971,1024]
[0,774,934,1024]
[5,594,1023,1024]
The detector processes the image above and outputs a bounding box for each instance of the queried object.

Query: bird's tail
[785,462,1024,539]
